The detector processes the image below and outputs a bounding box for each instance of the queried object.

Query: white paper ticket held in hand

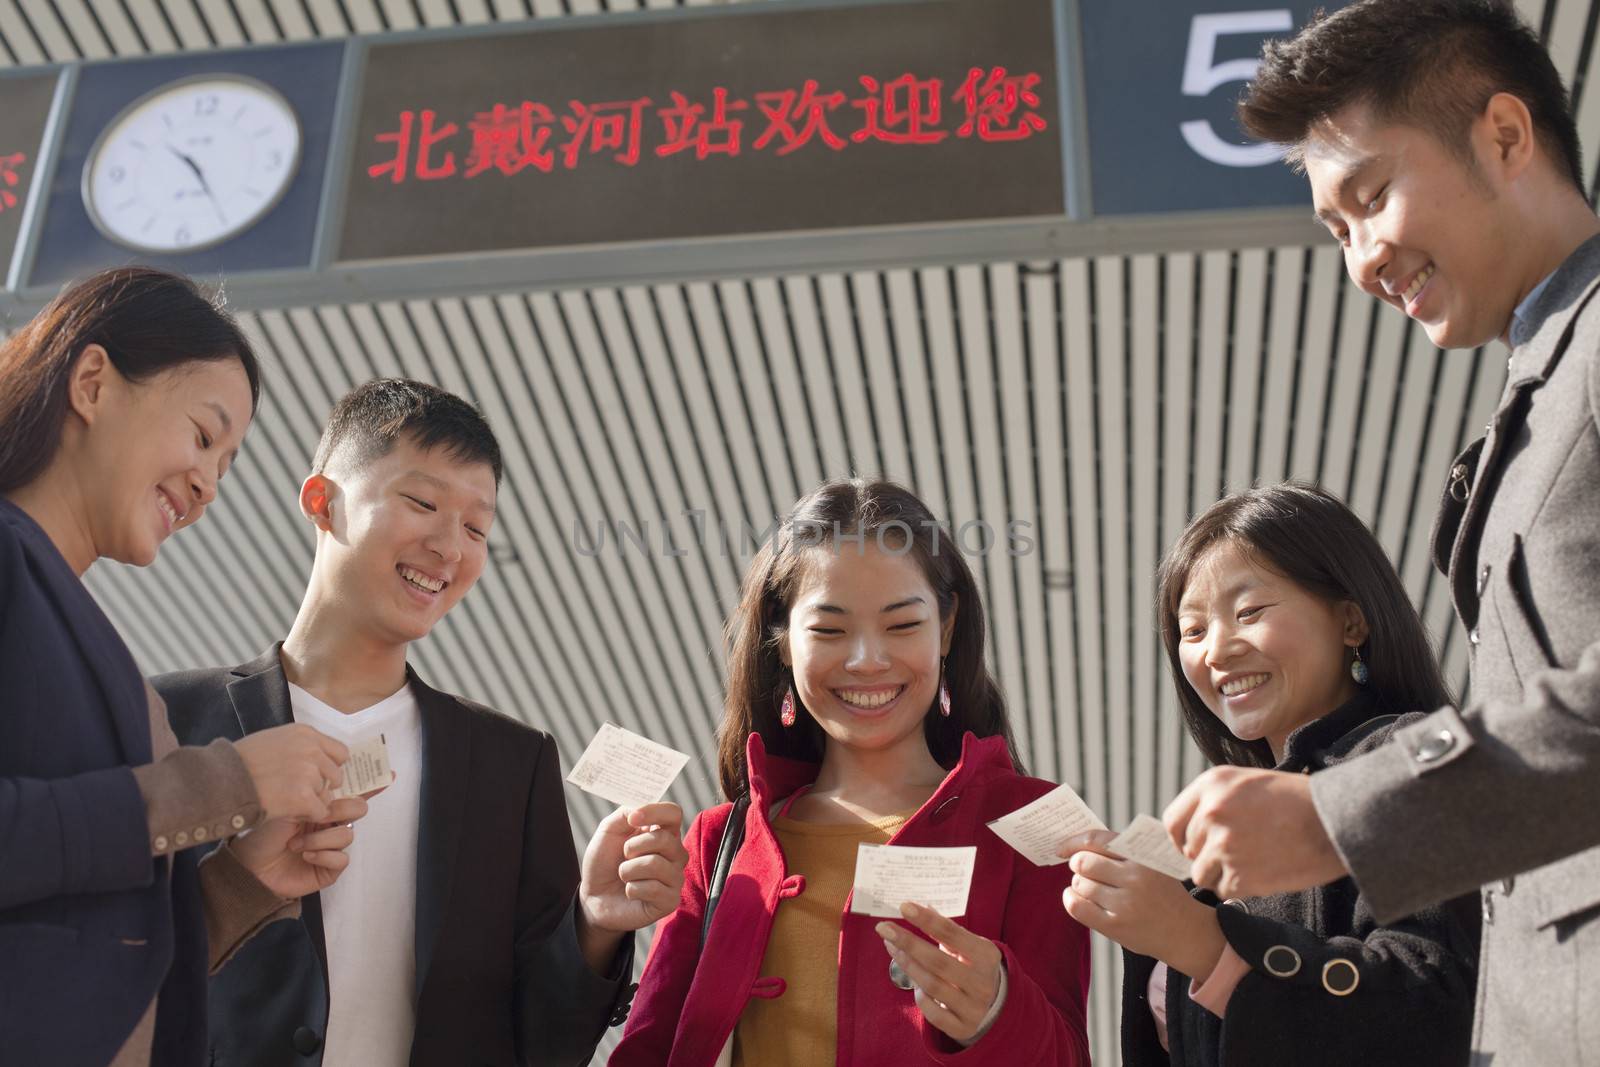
[1108,814,1193,881]
[333,734,394,799]
[849,844,978,919]
[565,722,691,810]
[986,782,1107,867]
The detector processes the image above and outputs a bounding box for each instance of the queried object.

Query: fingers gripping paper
[1108,814,1193,881]
[985,782,1106,866]
[849,844,978,918]
[333,734,394,799]
[566,723,691,809]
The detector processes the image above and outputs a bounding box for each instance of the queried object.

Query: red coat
[611,732,1093,1067]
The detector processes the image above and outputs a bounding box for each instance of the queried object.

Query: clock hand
[166,144,228,228]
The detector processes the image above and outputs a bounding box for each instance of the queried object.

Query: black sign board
[337,0,1064,263]
[0,70,61,278]
[1081,2,1344,216]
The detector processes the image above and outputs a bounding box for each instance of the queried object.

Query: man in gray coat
[1160,1,1600,1062]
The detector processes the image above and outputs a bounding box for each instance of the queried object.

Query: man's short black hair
[313,378,503,486]
[1239,0,1585,194]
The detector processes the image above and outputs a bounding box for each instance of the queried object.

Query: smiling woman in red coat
[610,478,1092,1067]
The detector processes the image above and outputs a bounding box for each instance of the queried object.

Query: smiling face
[307,435,497,646]
[782,543,954,760]
[1176,540,1365,758]
[75,353,253,567]
[1306,101,1530,349]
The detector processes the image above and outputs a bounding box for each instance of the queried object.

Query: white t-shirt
[288,681,423,1067]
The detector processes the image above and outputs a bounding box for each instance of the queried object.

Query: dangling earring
[1350,646,1369,686]
[938,657,952,717]
[780,686,796,727]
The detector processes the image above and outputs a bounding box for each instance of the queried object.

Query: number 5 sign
[1180,11,1292,166]
[1078,1,1344,215]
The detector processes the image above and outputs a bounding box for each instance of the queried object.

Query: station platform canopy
[4,0,1596,1059]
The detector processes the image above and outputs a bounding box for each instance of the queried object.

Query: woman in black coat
[0,268,357,1066]
[1063,484,1479,1066]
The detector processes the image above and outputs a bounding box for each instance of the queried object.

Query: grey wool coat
[1311,231,1600,1065]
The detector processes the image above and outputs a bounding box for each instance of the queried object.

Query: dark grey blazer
[1311,232,1600,1064]
[156,645,635,1067]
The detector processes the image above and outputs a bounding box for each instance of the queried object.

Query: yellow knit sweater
[731,812,910,1067]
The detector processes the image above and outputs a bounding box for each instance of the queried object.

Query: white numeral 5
[1179,10,1293,167]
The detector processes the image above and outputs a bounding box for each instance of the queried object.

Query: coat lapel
[224,643,329,985]
[1445,242,1600,626]
[225,643,295,734]
[64,565,149,765]
[411,669,472,1003]
[3,501,151,765]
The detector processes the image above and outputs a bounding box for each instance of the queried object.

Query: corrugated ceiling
[4,0,1594,1062]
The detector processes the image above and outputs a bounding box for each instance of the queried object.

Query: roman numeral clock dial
[83,75,301,254]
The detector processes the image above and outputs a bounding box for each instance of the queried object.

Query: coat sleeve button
[1263,945,1302,978]
[1414,729,1456,764]
[292,1026,321,1054]
[152,835,169,852]
[1322,958,1360,996]
[231,814,246,830]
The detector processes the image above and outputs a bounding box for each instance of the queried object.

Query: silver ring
[888,959,914,991]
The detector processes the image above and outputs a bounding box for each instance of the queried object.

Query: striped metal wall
[3,0,1594,1061]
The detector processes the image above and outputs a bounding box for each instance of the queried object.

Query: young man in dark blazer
[1161,2,1600,1063]
[158,379,688,1066]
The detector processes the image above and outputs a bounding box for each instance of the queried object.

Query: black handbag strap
[701,794,750,945]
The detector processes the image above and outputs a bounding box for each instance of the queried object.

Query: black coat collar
[1276,690,1391,772]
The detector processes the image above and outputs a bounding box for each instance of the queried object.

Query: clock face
[82,75,301,254]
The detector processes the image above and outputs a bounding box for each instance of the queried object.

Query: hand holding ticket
[566,723,691,809]
[849,844,977,918]
[987,782,1106,866]
[332,734,394,799]
[1107,813,1193,881]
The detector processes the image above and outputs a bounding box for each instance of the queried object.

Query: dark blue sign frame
[1079,1,1341,217]
[27,42,345,289]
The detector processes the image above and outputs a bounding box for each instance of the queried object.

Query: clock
[82,74,301,254]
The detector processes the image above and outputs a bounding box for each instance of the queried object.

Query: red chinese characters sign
[0,153,26,213]
[365,68,1046,185]
[337,0,1064,262]
[0,69,55,278]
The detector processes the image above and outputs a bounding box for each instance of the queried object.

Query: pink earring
[780,687,796,728]
[938,658,952,718]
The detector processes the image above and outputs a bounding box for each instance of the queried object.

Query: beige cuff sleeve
[130,738,264,857]
[198,841,300,973]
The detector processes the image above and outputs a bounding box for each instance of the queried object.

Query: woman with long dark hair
[612,478,1091,1067]
[1063,483,1479,1065]
[1,267,362,1066]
